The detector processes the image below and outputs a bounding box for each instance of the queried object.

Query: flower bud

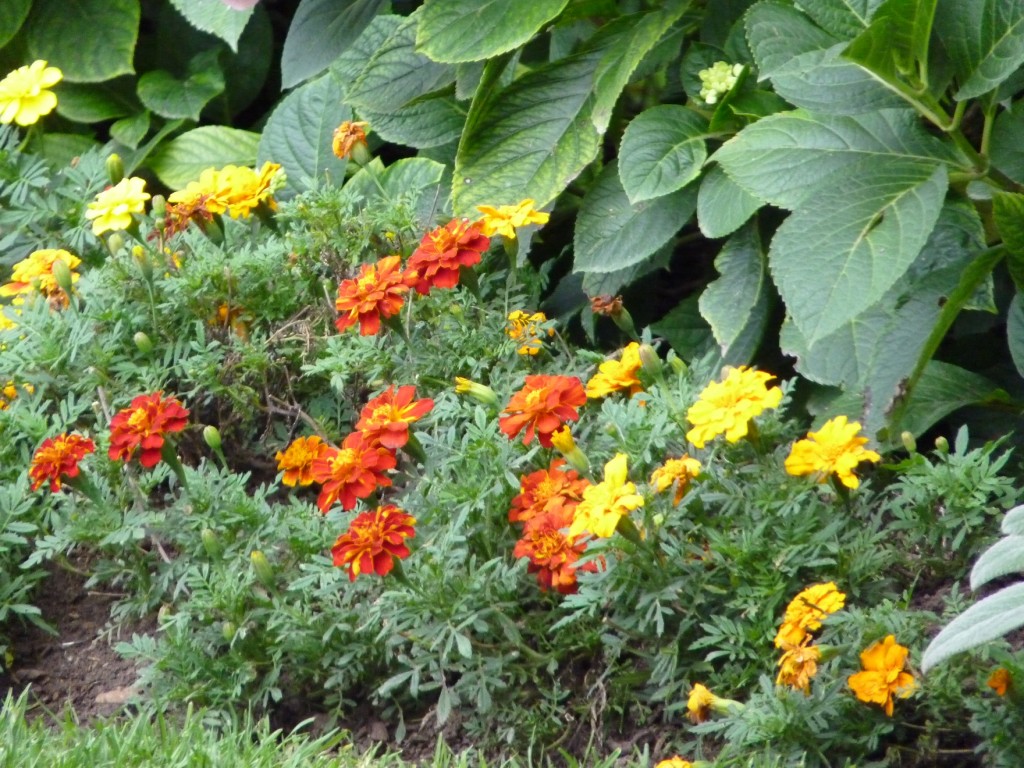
[250,550,275,589]
[203,425,222,453]
[900,431,917,454]
[106,153,125,185]
[133,331,153,355]
[667,351,687,374]
[132,245,153,283]
[550,426,590,475]
[51,257,74,298]
[222,621,237,643]
[201,528,223,559]
[107,233,125,254]
[150,194,167,219]
[934,435,949,454]
[639,343,662,378]
[454,377,498,408]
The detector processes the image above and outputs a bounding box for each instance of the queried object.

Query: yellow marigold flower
[0,249,81,306]
[506,310,553,355]
[784,415,881,489]
[332,120,369,160]
[168,162,282,219]
[655,759,693,768]
[550,426,591,475]
[685,683,741,723]
[0,60,62,126]
[586,342,643,398]
[0,380,33,410]
[685,366,782,448]
[650,455,702,506]
[988,667,1011,696]
[476,199,549,240]
[848,635,916,716]
[776,642,821,694]
[86,177,150,236]
[568,453,644,538]
[774,582,845,649]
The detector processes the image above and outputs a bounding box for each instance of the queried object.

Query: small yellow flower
[0,380,33,410]
[784,415,881,489]
[586,342,643,398]
[774,582,845,649]
[550,426,591,475]
[685,683,742,723]
[685,366,782,448]
[86,177,150,236]
[848,635,916,716]
[568,453,644,538]
[476,199,549,240]
[650,456,702,506]
[0,60,62,126]
[0,249,81,307]
[988,667,1011,696]
[505,310,553,356]
[655,759,693,768]
[776,642,821,694]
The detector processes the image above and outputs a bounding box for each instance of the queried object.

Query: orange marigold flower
[513,510,590,594]
[776,641,821,694]
[355,385,434,450]
[406,219,490,295]
[585,342,643,399]
[848,635,916,716]
[774,581,846,649]
[499,375,587,448]
[654,758,694,768]
[650,455,702,506]
[334,255,415,336]
[988,667,1011,696]
[332,120,369,160]
[29,432,95,492]
[311,432,396,513]
[509,458,589,530]
[162,196,215,238]
[108,392,190,468]
[331,504,416,581]
[275,435,327,487]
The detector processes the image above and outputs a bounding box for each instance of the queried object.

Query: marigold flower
[476,199,549,240]
[655,758,693,768]
[355,385,434,450]
[590,295,624,317]
[774,582,846,649]
[29,432,95,492]
[686,683,715,723]
[513,510,591,594]
[549,425,590,475]
[86,177,151,236]
[331,120,369,160]
[311,432,396,513]
[506,310,553,356]
[784,415,881,490]
[331,504,416,581]
[162,196,215,238]
[499,375,587,448]
[334,255,415,336]
[167,162,282,219]
[988,667,1011,696]
[108,392,190,468]
[568,453,644,539]
[0,60,62,126]
[275,435,327,487]
[586,342,643,399]
[776,641,821,694]
[685,366,782,448]
[407,219,490,295]
[0,249,81,307]
[650,456,702,506]
[509,459,589,530]
[454,377,498,407]
[847,635,916,716]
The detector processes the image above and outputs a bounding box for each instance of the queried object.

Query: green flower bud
[900,431,917,454]
[203,425,222,453]
[639,343,662,378]
[107,233,125,254]
[106,153,125,185]
[51,257,74,298]
[133,331,153,355]
[250,550,275,589]
[201,528,223,559]
[150,194,166,219]
[222,621,237,643]
[934,435,949,454]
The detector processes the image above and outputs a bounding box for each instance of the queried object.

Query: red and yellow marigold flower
[568,453,644,538]
[776,641,821,694]
[108,392,190,468]
[585,342,643,399]
[509,459,589,530]
[774,581,846,649]
[686,366,782,448]
[29,432,95,492]
[406,219,490,295]
[311,432,396,513]
[650,455,702,506]
[499,375,587,448]
[505,310,553,356]
[334,255,415,336]
[475,199,549,240]
[331,504,416,581]
[848,635,916,716]
[784,415,881,489]
[513,510,590,594]
[355,385,434,450]
[0,249,81,307]
[275,435,328,487]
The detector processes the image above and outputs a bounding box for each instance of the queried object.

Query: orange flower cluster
[335,255,415,336]
[311,432,396,513]
[355,385,434,450]
[509,459,588,528]
[331,504,416,581]
[108,392,190,468]
[499,375,586,448]
[407,219,489,295]
[29,432,95,492]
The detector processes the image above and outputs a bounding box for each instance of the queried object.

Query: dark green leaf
[582,243,673,297]
[795,0,885,38]
[746,1,837,78]
[0,0,30,49]
[137,54,225,121]
[281,0,388,89]
[25,0,139,83]
[1007,292,1024,378]
[38,133,100,168]
[898,360,1009,438]
[696,164,761,238]
[618,106,708,203]
[843,0,937,91]
[54,80,137,123]
[169,0,252,52]
[651,295,719,362]
[357,93,465,149]
[110,111,150,150]
[934,0,1024,100]
[149,126,260,189]
[990,101,1024,183]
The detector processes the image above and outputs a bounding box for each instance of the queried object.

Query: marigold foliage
[847,635,916,716]
[785,415,882,489]
[685,366,782,448]
[108,392,190,468]
[29,433,95,492]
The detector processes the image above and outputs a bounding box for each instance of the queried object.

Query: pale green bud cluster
[698,61,743,105]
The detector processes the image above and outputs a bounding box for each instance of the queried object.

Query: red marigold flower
[513,511,591,594]
[275,435,328,487]
[509,459,589,530]
[310,432,396,513]
[406,219,489,295]
[29,432,95,492]
[108,392,190,468]
[331,504,416,581]
[355,385,434,450]
[499,375,587,448]
[335,255,416,336]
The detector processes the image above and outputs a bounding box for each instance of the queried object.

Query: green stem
[161,440,190,494]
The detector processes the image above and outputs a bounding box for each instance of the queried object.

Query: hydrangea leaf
[971,535,1024,590]
[25,0,139,83]
[993,192,1024,291]
[257,71,351,199]
[110,111,150,150]
[618,105,708,204]
[573,160,696,275]
[921,581,1024,672]
[281,0,388,89]
[696,164,761,238]
[356,91,465,149]
[415,0,570,64]
[894,361,1008,440]
[747,1,839,79]
[934,0,1024,101]
[0,0,30,50]
[843,0,937,92]
[55,81,138,124]
[1007,293,1024,379]
[149,126,260,189]
[137,60,225,121]
[990,101,1024,183]
[794,0,884,39]
[651,295,719,363]
[168,0,253,52]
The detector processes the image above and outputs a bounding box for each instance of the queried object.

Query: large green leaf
[843,0,937,91]
[169,0,252,52]
[582,243,673,297]
[416,0,569,64]
[971,535,1024,590]
[990,102,1024,184]
[898,360,1009,438]
[696,165,761,238]
[747,1,838,79]
[281,0,388,89]
[137,54,225,121]
[149,126,260,189]
[934,0,1024,100]
[356,93,465,149]
[573,160,695,274]
[770,157,947,343]
[994,192,1024,290]
[795,0,884,38]
[0,0,30,50]
[257,71,350,199]
[698,223,771,365]
[110,111,150,150]
[25,0,139,83]
[55,80,137,123]
[1008,293,1024,378]
[713,108,957,209]
[922,582,1024,672]
[651,295,719,364]
[618,106,708,204]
